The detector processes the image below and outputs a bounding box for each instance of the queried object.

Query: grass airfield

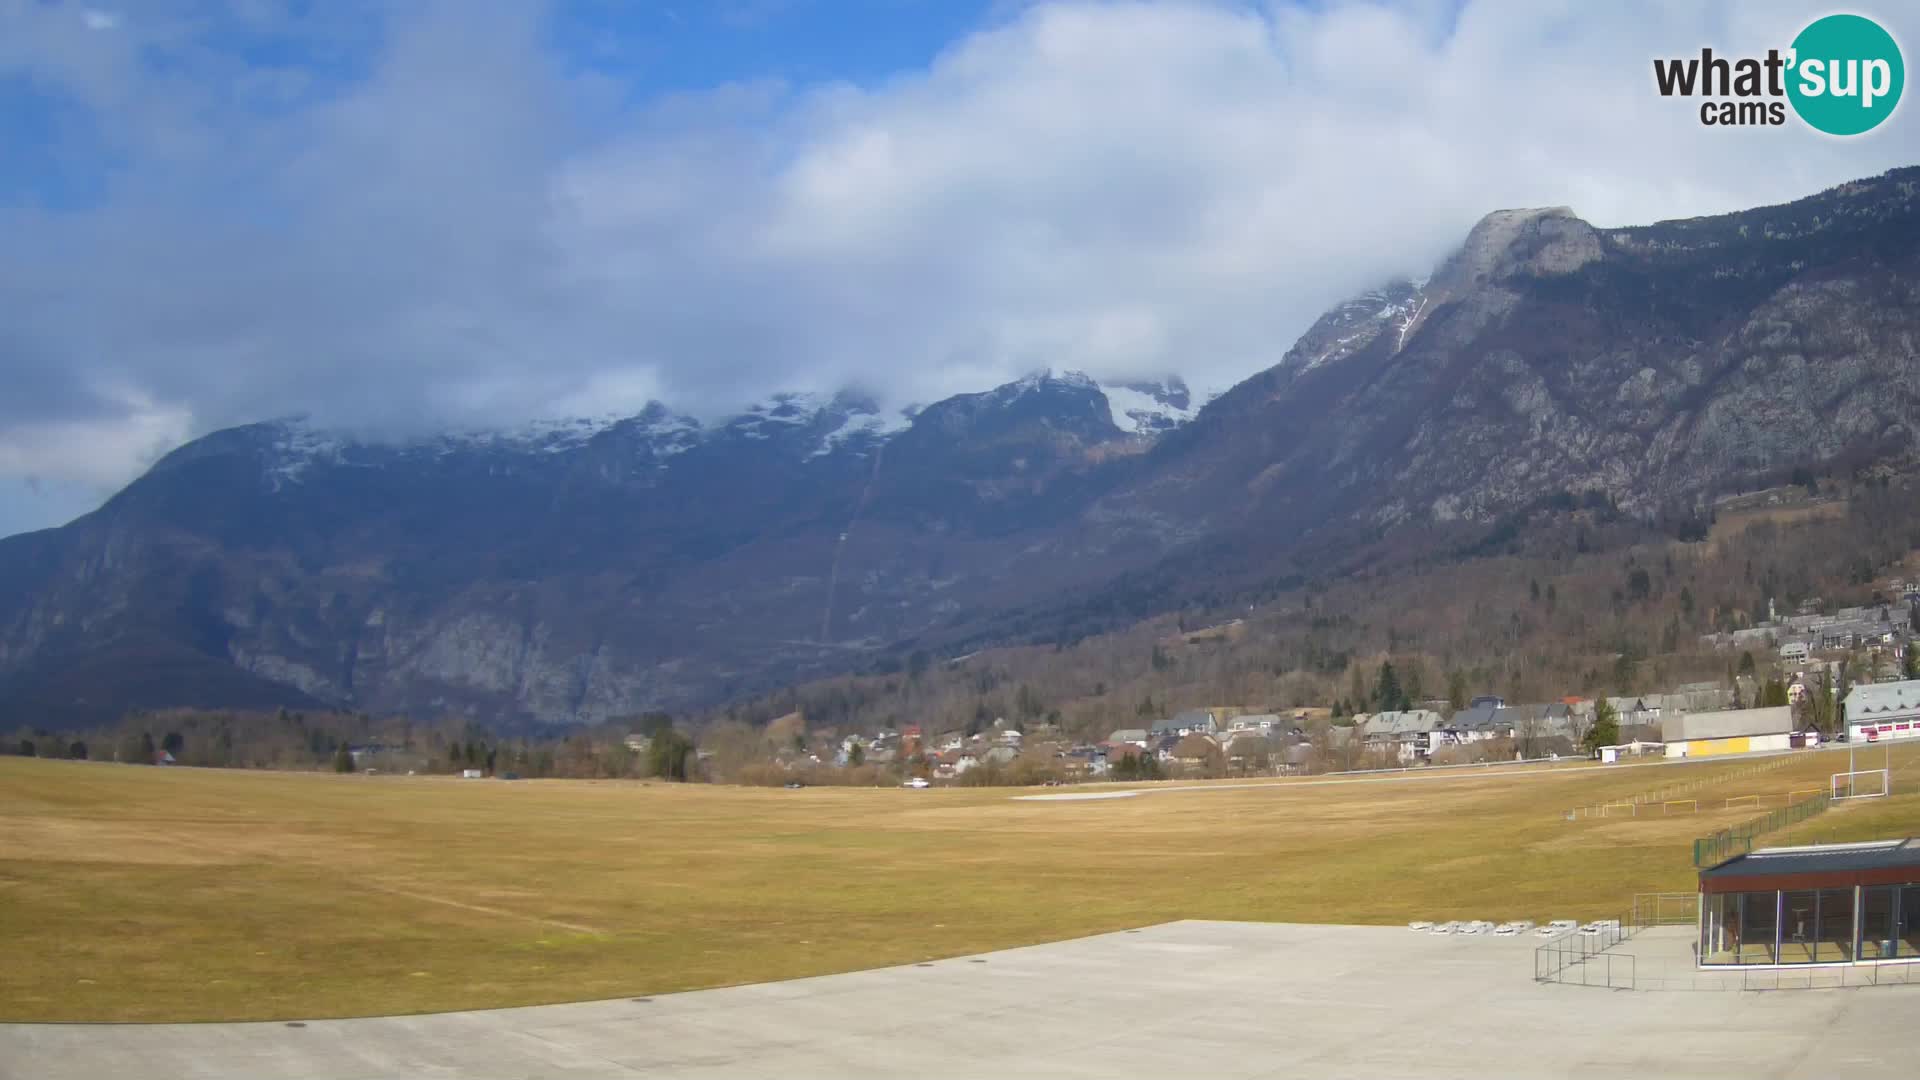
[2,745,1916,1022]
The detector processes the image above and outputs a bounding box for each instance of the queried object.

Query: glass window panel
[1861,887,1896,961]
[1815,888,1854,962]
[1701,893,1740,965]
[1901,886,1920,959]
[1780,890,1818,964]
[1740,890,1778,964]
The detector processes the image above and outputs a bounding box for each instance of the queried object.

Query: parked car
[1407,921,1435,932]
[1430,921,1460,935]
[784,780,806,790]
[902,777,931,789]
[1537,920,1578,938]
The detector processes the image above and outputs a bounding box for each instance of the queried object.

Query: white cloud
[2,0,1918,536]
[81,9,118,31]
[0,385,192,494]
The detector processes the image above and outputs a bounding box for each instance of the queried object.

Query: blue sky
[1,0,1916,539]
[0,1,1016,210]
[548,2,1012,97]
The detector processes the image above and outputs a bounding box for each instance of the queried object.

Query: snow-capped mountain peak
[252,369,1205,491]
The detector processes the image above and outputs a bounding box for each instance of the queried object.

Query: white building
[1227,713,1282,734]
[1843,679,1920,743]
[1662,706,1794,758]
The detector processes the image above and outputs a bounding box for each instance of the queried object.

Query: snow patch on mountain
[256,369,1203,488]
[807,406,913,460]
[1279,278,1426,376]
[1104,377,1201,435]
[266,421,347,486]
[445,414,629,454]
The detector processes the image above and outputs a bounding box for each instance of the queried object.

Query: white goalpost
[1724,794,1760,811]
[1663,800,1697,815]
[1831,770,1891,801]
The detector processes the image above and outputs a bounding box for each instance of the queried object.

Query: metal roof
[1843,679,1920,719]
[1661,705,1793,743]
[1359,709,1442,736]
[1700,838,1920,880]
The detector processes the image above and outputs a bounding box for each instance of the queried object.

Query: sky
[2,0,1919,538]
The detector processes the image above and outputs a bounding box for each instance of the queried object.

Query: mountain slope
[0,373,1161,726]
[6,168,1920,727]
[1105,169,1920,551]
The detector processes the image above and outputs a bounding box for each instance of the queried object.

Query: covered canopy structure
[1699,839,1920,966]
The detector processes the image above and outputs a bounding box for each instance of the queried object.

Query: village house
[1223,732,1271,771]
[1151,709,1218,738]
[1107,727,1149,747]
[1225,713,1281,735]
[1171,733,1221,770]
[1446,702,1514,744]
[1355,709,1445,763]
[1280,742,1314,774]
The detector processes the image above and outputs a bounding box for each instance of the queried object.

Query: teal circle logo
[1787,14,1904,136]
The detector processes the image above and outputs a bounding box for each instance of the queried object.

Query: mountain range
[5,166,1920,728]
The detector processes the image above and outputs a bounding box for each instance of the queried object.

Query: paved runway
[4,921,1915,1078]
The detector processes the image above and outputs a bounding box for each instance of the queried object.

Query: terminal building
[1699,839,1920,967]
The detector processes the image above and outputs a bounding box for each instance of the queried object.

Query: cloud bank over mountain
[2,0,1917,536]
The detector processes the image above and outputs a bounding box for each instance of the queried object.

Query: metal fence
[1533,892,1920,992]
[1535,894,1695,989]
[1691,792,1832,867]
[1564,755,1796,821]
[1534,918,1634,986]
[1630,892,1699,930]
[1628,959,1920,992]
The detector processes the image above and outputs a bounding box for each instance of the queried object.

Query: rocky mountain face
[1098,169,1920,547]
[0,373,1180,726]
[6,168,1920,727]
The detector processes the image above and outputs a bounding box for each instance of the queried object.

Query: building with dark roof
[1698,839,1920,966]
[1150,710,1216,737]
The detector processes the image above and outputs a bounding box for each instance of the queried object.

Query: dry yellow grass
[1707,499,1846,549]
[1,745,1915,1022]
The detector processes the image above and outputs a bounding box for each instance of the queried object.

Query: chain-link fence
[1692,793,1832,866]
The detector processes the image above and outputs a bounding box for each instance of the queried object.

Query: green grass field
[3,745,1917,1022]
